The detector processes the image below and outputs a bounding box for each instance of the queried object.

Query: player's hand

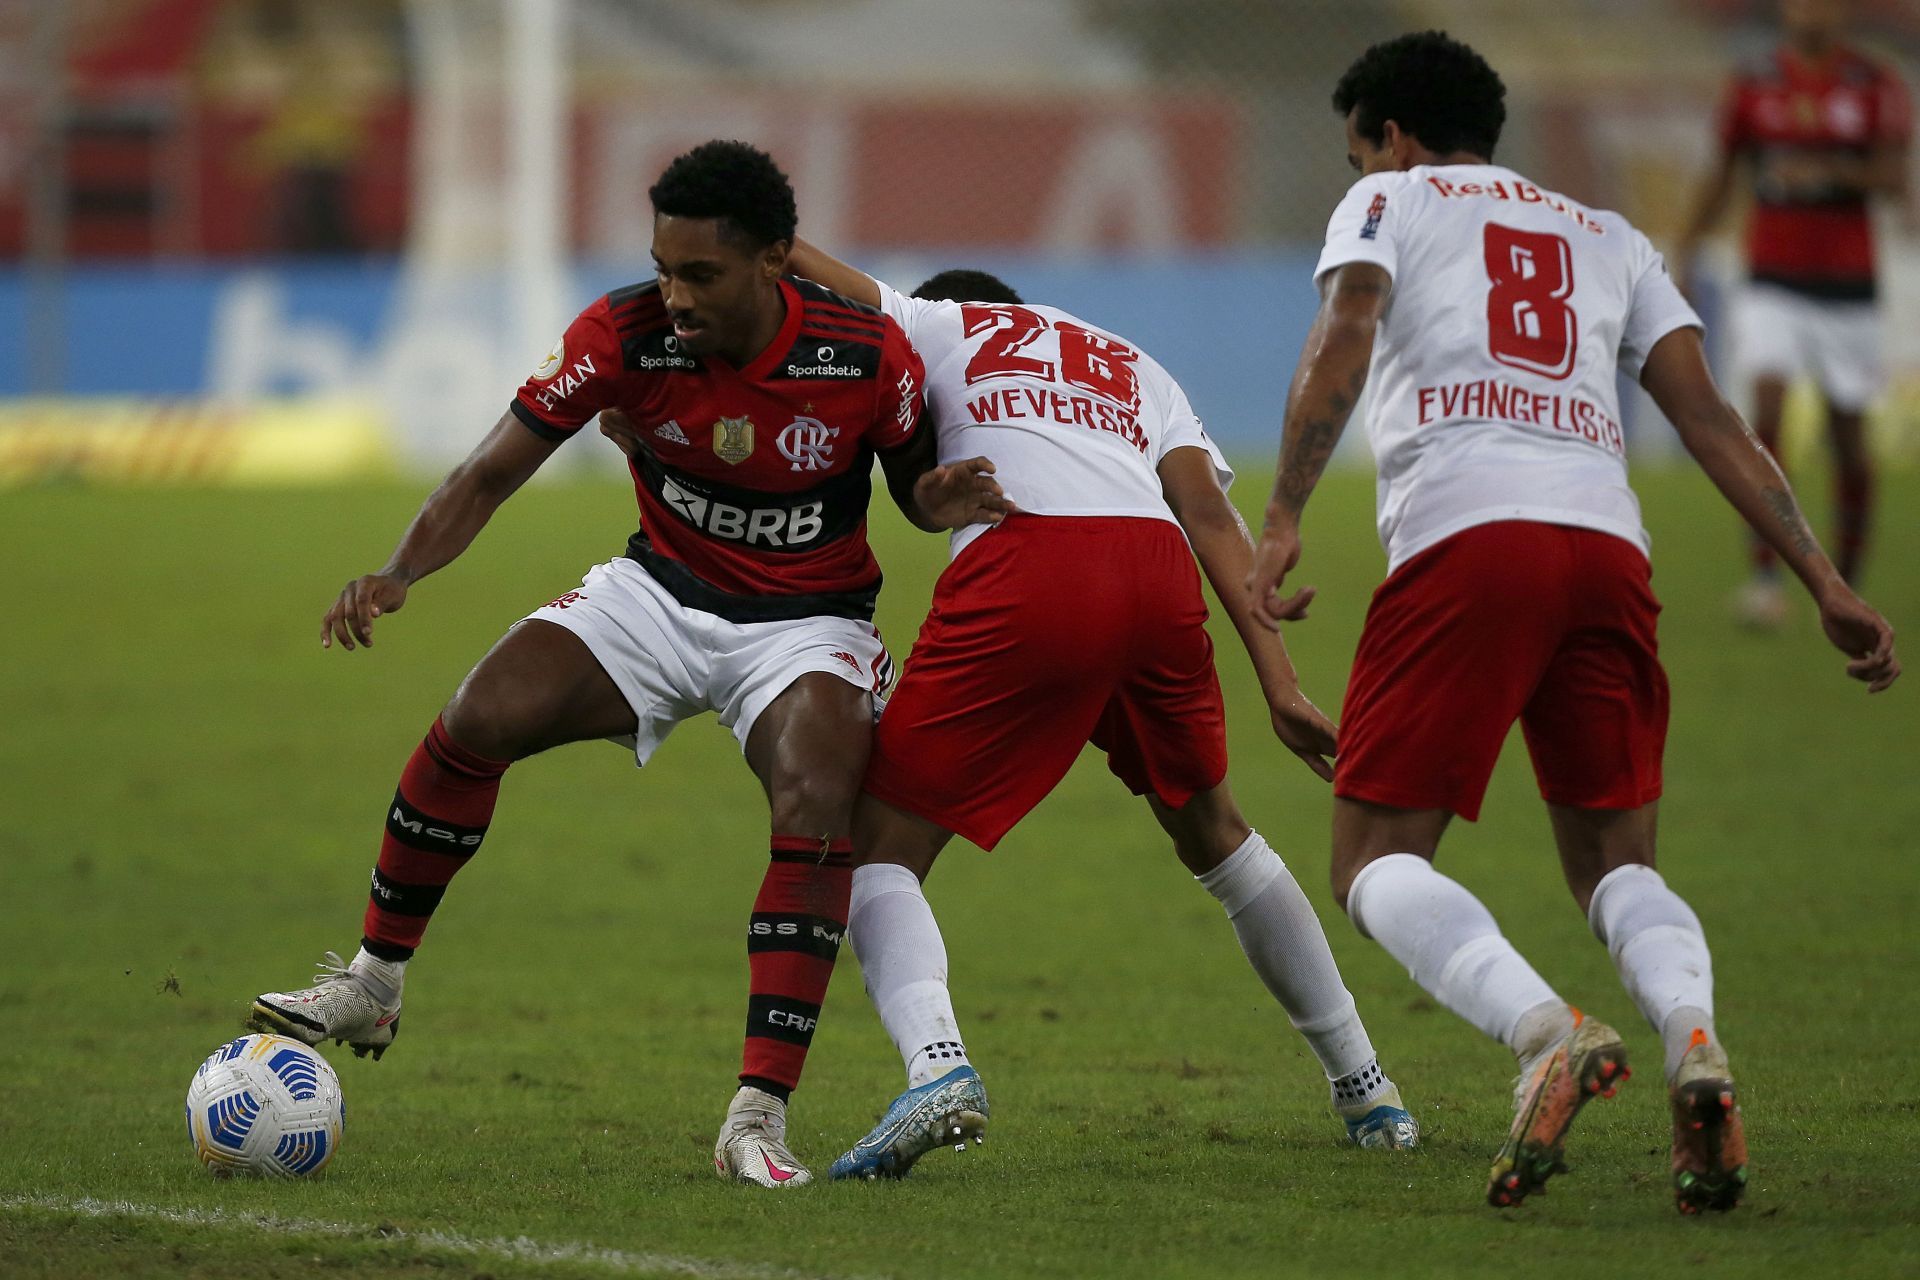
[598,409,644,460]
[322,574,409,651]
[1247,524,1312,631]
[914,456,1015,530]
[1269,684,1338,783]
[1817,585,1900,692]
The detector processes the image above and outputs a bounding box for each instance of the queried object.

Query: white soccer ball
[184,1033,344,1177]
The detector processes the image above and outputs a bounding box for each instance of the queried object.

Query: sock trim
[1195,829,1282,917]
[1586,862,1664,941]
[1343,852,1430,939]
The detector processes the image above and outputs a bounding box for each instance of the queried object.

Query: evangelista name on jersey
[1415,377,1626,456]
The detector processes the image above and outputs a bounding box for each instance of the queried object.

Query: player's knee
[769,769,858,839]
[440,680,543,762]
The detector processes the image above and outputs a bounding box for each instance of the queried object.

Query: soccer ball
[185,1033,343,1177]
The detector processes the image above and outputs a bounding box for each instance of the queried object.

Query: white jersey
[1316,164,1701,571]
[876,282,1232,559]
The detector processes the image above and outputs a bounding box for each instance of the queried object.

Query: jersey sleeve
[1155,373,1234,492]
[509,299,625,441]
[1875,64,1912,145]
[1714,74,1753,154]
[875,279,952,347]
[1314,173,1401,286]
[1619,231,1704,381]
[865,314,927,454]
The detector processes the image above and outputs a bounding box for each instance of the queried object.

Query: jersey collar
[718,278,804,385]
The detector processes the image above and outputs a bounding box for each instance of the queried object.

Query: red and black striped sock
[1835,464,1874,586]
[360,717,510,962]
[739,836,853,1101]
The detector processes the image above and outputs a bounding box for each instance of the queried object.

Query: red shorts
[1335,521,1668,821]
[864,515,1229,850]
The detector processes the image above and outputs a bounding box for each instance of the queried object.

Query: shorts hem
[728,660,877,753]
[1334,779,1484,823]
[1124,762,1227,811]
[515,613,664,764]
[861,775,1005,852]
[1535,783,1663,812]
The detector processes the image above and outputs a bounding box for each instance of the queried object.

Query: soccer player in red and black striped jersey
[1676,0,1912,626]
[247,140,1009,1187]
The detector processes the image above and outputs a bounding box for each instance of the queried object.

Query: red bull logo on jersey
[1422,175,1608,235]
[1360,192,1387,240]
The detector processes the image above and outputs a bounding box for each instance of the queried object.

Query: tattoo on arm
[1761,485,1817,557]
[1275,364,1366,515]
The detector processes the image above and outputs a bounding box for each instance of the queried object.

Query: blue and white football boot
[829,1065,989,1180]
[1338,1083,1421,1150]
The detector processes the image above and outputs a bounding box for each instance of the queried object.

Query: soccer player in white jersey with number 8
[1248,32,1899,1215]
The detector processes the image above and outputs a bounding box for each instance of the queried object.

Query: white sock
[350,947,405,1005]
[848,862,972,1088]
[1196,831,1379,1088]
[1587,863,1718,1080]
[1346,853,1567,1055]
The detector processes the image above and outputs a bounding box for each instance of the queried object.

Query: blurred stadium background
[0,0,1915,483]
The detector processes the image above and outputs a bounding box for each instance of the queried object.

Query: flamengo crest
[777,416,839,472]
[713,415,755,464]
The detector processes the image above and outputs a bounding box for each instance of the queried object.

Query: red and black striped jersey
[510,276,926,622]
[1716,45,1912,299]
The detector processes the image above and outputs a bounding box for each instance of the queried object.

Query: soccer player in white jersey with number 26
[761,243,1422,1180]
[1247,32,1900,1215]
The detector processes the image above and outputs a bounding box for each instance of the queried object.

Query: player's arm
[1640,328,1898,691]
[322,413,561,651]
[876,421,1012,533]
[1672,149,1741,299]
[786,239,884,308]
[1161,446,1336,781]
[1247,261,1391,629]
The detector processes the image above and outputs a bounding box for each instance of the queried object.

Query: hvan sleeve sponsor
[509,302,625,439]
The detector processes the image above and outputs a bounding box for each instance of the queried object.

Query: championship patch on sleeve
[532,336,565,381]
[1359,192,1388,240]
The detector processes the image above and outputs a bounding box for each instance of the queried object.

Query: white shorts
[1734,283,1886,413]
[522,557,894,765]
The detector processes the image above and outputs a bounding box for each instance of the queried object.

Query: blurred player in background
[1674,0,1912,627]
[1249,32,1899,1214]
[248,140,1007,1188]
[763,242,1420,1179]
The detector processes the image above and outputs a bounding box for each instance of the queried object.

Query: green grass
[1,464,1915,1279]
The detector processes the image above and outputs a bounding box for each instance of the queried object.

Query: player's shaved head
[912,270,1023,305]
[649,140,798,251]
[1333,31,1506,162]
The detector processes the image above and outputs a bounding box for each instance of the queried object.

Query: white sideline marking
[2,1194,862,1280]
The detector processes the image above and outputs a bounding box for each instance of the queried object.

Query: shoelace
[729,1105,786,1143]
[311,950,356,986]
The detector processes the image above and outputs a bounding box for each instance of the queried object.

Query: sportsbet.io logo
[776,416,839,472]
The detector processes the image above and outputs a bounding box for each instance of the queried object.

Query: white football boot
[713,1086,812,1188]
[249,950,402,1060]
[1733,578,1789,631]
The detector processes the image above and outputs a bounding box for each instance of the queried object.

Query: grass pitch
[1,464,1915,1279]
